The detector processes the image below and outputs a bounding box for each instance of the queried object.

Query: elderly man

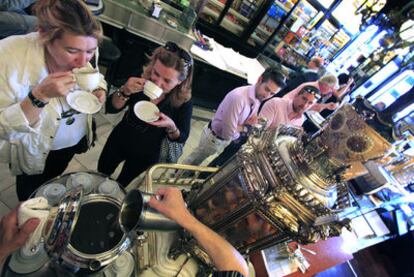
[182,67,286,166]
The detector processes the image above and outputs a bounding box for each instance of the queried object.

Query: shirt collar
[248,85,259,103]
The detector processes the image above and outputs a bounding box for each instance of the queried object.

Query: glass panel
[368,70,414,108]
[220,212,279,249]
[199,0,228,24]
[264,0,318,67]
[194,173,250,226]
[327,25,380,74]
[310,20,338,59]
[220,0,265,36]
[248,1,289,47]
[317,0,334,9]
[332,0,366,34]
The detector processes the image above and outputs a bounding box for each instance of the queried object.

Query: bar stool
[98,36,121,92]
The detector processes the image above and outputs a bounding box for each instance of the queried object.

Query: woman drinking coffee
[0,0,107,200]
[98,42,193,187]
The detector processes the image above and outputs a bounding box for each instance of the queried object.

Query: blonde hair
[319,74,338,88]
[143,46,193,108]
[33,0,102,44]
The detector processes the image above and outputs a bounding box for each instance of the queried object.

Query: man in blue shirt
[0,0,37,38]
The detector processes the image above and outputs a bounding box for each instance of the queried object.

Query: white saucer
[133,101,160,122]
[9,243,49,274]
[66,90,102,114]
[104,251,134,277]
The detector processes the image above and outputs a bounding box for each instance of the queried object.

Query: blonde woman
[0,0,107,200]
[98,42,193,186]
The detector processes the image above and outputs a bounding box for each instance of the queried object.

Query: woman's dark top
[106,91,193,147]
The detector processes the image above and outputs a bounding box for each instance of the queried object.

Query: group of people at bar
[0,0,355,276]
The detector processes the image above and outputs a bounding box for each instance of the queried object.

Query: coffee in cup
[73,67,100,91]
[143,80,163,99]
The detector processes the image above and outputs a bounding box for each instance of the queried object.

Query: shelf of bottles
[310,20,351,60]
[198,0,227,24]
[248,0,293,47]
[261,0,319,67]
[219,0,265,36]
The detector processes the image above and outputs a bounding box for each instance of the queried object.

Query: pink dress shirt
[259,97,304,130]
[211,85,260,141]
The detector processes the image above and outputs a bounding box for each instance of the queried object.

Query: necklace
[58,98,78,125]
[45,49,78,125]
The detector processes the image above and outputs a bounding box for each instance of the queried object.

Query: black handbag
[159,137,184,163]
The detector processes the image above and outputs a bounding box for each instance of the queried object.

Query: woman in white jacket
[0,0,107,200]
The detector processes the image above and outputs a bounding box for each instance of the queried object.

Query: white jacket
[0,32,106,175]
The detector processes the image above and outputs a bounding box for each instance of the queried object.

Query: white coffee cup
[143,80,163,99]
[73,68,100,91]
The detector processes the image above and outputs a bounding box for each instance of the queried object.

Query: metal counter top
[98,0,195,51]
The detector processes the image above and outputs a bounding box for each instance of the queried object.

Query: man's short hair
[310,57,324,69]
[298,85,321,100]
[261,67,286,89]
[319,74,338,88]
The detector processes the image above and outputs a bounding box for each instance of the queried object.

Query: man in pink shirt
[283,74,338,112]
[260,85,320,129]
[182,68,286,166]
[202,85,318,173]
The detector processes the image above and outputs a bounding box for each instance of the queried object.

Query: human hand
[91,89,106,103]
[148,112,176,130]
[32,72,76,102]
[148,187,190,226]
[123,77,146,96]
[0,207,40,262]
[326,102,338,110]
[244,115,258,126]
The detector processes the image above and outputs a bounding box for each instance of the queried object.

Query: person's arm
[20,72,76,125]
[215,93,245,140]
[259,98,278,129]
[149,188,249,277]
[109,77,146,111]
[333,77,354,101]
[311,102,337,112]
[0,207,39,264]
[167,100,193,143]
[0,72,76,134]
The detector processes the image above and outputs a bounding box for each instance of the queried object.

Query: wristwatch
[28,91,48,108]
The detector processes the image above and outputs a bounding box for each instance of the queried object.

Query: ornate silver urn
[169,104,391,266]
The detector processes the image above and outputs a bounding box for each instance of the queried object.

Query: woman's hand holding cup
[32,72,76,102]
[123,77,146,96]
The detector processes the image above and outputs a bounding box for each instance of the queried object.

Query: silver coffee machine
[167,104,391,271]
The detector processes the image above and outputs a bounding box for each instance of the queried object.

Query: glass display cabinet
[195,0,360,69]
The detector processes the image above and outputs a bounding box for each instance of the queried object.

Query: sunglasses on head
[164,41,193,68]
[301,86,321,100]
